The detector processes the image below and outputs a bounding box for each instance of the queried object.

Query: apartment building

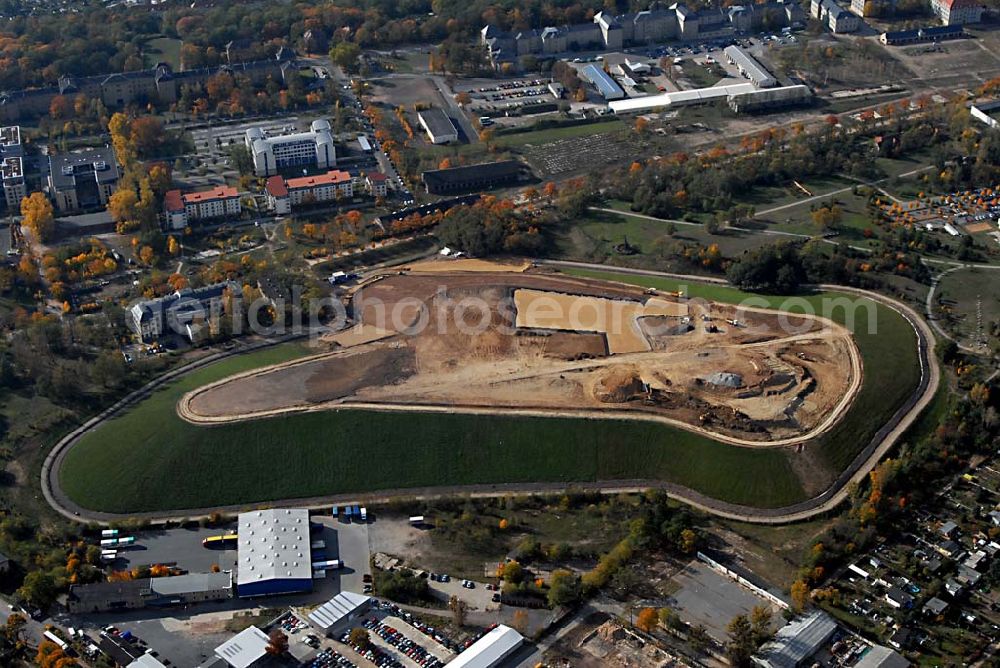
[811,0,861,32]
[0,126,23,211]
[366,172,388,198]
[245,119,336,177]
[46,147,120,213]
[128,281,240,342]
[163,186,242,230]
[265,169,354,214]
[931,0,984,24]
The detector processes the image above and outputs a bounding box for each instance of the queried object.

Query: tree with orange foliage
[542,182,558,198]
[438,157,453,170]
[636,607,658,633]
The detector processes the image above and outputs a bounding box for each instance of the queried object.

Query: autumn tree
[636,607,658,633]
[330,42,362,73]
[511,609,529,634]
[130,116,164,156]
[20,192,55,242]
[635,117,649,134]
[811,204,843,231]
[547,569,581,607]
[348,628,370,649]
[148,162,173,194]
[448,595,468,626]
[455,91,472,107]
[790,579,810,613]
[750,605,773,646]
[108,112,135,166]
[265,629,288,655]
[108,187,139,226]
[725,614,755,668]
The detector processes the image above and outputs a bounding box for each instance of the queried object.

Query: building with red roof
[265,170,354,213]
[931,0,983,24]
[365,172,388,198]
[164,186,241,229]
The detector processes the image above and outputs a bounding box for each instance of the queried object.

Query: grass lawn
[560,269,922,475]
[555,209,780,266]
[144,36,182,70]
[493,120,625,147]
[936,266,1000,347]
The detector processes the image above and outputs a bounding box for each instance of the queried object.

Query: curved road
[42,263,939,526]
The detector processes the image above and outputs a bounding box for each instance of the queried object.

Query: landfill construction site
[180,261,861,445]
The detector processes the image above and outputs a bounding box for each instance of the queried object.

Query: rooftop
[1,156,22,181]
[236,508,312,587]
[215,626,270,668]
[447,625,523,668]
[418,108,458,139]
[308,591,371,630]
[183,186,240,205]
[422,160,523,191]
[149,571,233,597]
[755,611,837,668]
[48,147,120,191]
[285,170,352,190]
[0,125,20,149]
[854,645,909,668]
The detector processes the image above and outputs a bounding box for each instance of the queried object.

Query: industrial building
[236,508,313,598]
[307,591,372,636]
[245,120,336,177]
[727,85,812,113]
[164,186,242,230]
[723,46,777,88]
[417,108,459,144]
[264,169,354,214]
[422,160,525,195]
[214,626,271,668]
[448,625,524,668]
[810,0,861,32]
[581,64,625,100]
[128,281,240,342]
[753,610,838,668]
[46,147,121,213]
[971,100,1000,130]
[853,645,910,668]
[66,572,234,613]
[880,24,964,44]
[0,126,23,211]
[609,82,755,113]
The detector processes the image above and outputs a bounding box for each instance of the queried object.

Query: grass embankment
[60,270,921,515]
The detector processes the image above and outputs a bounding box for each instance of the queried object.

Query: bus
[101,550,117,561]
[100,538,117,547]
[202,533,238,549]
[116,536,136,547]
[101,529,119,538]
[311,559,341,570]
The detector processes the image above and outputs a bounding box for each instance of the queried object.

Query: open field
[936,267,1000,349]
[56,267,920,517]
[144,36,182,70]
[183,271,859,446]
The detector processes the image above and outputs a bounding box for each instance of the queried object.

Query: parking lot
[664,560,782,643]
[109,525,240,574]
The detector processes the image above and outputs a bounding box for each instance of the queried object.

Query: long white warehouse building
[609,83,755,114]
[723,45,777,88]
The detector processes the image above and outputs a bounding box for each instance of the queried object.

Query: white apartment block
[164,186,242,230]
[245,120,336,177]
[265,170,353,213]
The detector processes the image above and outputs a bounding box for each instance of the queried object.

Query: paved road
[43,264,938,526]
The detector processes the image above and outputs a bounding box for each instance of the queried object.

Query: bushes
[374,569,431,605]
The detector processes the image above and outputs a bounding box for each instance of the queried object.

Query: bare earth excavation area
[180,266,862,446]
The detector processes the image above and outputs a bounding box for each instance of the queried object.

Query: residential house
[164,186,242,230]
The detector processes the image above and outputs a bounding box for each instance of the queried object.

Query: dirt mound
[594,368,645,403]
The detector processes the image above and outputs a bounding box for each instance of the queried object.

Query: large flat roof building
[47,146,120,213]
[723,46,777,88]
[308,591,372,636]
[67,572,233,614]
[245,120,335,177]
[609,82,756,113]
[417,108,459,144]
[422,160,525,195]
[448,625,524,668]
[581,64,625,100]
[753,611,838,668]
[236,508,313,598]
[215,626,271,668]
